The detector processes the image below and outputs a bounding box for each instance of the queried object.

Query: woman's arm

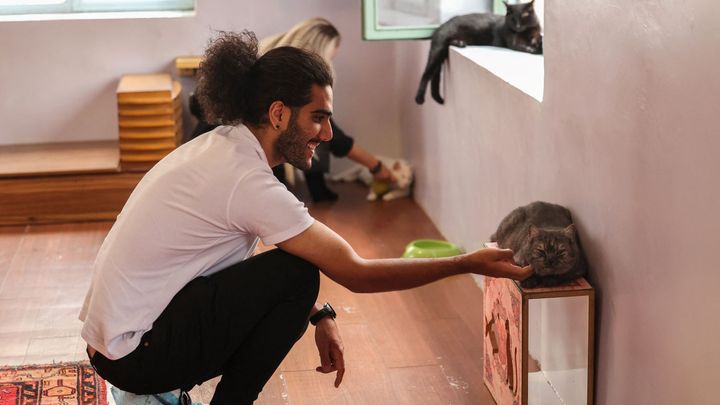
[345,145,396,183]
[329,120,396,183]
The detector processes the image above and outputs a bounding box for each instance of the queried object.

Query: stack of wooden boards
[175,55,202,77]
[117,73,183,172]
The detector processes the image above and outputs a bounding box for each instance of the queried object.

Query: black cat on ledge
[415,0,543,105]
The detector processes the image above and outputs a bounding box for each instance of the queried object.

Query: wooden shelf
[0,140,144,226]
[0,172,144,226]
[0,141,120,178]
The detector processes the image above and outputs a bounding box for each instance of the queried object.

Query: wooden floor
[0,182,496,404]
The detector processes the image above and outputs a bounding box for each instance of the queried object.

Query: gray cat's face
[527,225,579,276]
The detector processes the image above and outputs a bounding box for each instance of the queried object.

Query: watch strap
[310,303,336,326]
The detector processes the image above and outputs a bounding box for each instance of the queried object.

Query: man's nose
[320,120,333,141]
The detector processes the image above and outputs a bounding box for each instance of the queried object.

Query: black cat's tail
[430,67,444,104]
[415,44,448,105]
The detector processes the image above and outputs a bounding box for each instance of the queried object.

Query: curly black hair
[195,30,333,127]
[194,30,257,126]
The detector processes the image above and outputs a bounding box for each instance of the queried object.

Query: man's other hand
[314,317,345,387]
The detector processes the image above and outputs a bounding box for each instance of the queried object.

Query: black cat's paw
[532,36,543,54]
[430,93,445,105]
[415,93,425,105]
[450,39,467,48]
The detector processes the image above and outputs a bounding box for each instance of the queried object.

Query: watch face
[326,303,336,318]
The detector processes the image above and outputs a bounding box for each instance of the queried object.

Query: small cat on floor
[490,201,588,288]
[416,0,543,105]
[331,157,413,201]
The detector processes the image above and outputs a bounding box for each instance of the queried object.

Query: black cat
[490,201,588,288]
[415,1,543,105]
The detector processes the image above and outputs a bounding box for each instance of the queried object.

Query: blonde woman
[190,18,395,202]
[260,17,341,66]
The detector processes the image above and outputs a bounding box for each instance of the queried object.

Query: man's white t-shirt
[79,125,314,360]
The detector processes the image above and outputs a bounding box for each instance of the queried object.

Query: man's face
[276,85,333,170]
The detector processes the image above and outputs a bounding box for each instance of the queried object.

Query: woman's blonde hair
[260,17,341,65]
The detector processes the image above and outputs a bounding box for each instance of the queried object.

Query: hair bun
[195,30,259,125]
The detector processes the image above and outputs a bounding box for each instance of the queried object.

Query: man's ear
[268,101,289,130]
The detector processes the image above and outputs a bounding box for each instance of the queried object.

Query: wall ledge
[453,46,544,102]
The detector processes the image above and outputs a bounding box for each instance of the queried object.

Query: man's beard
[276,116,314,170]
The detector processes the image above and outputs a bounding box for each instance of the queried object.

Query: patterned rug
[0,362,106,405]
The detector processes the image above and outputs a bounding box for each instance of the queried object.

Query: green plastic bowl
[402,239,463,258]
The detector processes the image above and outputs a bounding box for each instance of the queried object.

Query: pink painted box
[483,244,595,405]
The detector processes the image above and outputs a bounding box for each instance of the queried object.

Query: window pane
[0,0,68,14]
[0,0,64,5]
[1,0,192,15]
[75,0,193,11]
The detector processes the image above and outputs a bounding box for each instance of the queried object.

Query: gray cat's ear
[528,224,540,238]
[503,1,509,7]
[563,224,577,239]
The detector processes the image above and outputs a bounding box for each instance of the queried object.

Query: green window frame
[362,0,437,41]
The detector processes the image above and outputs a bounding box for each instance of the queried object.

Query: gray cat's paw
[520,276,540,289]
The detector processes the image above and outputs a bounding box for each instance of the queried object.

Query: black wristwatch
[309,302,337,326]
[369,160,383,175]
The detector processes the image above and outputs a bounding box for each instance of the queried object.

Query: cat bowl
[371,180,390,196]
[402,239,463,258]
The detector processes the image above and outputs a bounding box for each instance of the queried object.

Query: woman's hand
[314,317,345,387]
[468,248,533,281]
[373,164,397,184]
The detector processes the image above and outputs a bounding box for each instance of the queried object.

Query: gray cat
[491,201,588,288]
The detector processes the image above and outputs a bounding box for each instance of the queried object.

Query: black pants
[90,249,320,405]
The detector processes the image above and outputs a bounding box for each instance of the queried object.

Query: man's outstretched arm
[278,220,532,294]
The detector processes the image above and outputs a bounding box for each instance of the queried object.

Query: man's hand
[314,317,345,387]
[469,247,533,281]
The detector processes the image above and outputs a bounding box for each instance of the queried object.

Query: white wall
[0,0,403,165]
[396,1,720,404]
